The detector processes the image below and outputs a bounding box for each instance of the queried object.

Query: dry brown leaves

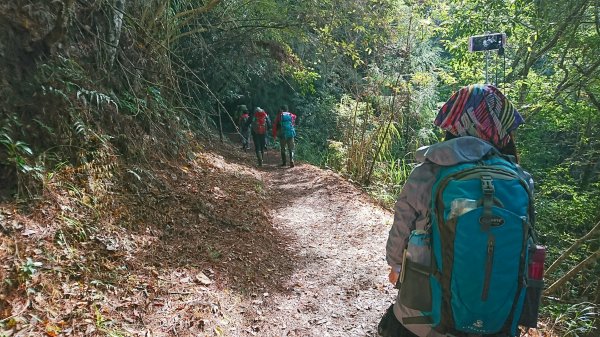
[0,140,294,336]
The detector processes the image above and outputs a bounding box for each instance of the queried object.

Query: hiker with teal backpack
[272,105,297,167]
[379,84,545,337]
[245,107,271,166]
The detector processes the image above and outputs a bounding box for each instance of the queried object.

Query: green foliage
[76,88,118,111]
[19,258,43,279]
[544,302,598,337]
[324,140,347,172]
[368,157,414,206]
[207,246,222,261]
[292,94,338,166]
[0,126,44,198]
[294,133,329,167]
[0,133,34,173]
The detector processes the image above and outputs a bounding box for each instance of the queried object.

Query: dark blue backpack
[430,155,534,335]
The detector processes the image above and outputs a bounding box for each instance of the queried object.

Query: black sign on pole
[468,33,507,85]
[469,33,506,52]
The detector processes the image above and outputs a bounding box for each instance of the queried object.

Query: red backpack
[252,111,268,134]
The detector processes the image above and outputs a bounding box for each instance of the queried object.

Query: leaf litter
[0,138,552,336]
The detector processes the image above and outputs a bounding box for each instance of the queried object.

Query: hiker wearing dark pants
[279,137,295,167]
[253,132,267,164]
[245,107,271,166]
[272,105,297,167]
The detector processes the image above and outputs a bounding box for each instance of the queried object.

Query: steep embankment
[0,140,396,336]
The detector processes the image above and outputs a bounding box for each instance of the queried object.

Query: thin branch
[175,0,222,18]
[175,0,223,28]
[174,23,293,41]
[584,87,600,112]
[511,0,590,80]
[555,58,600,95]
[546,220,600,275]
[545,249,600,296]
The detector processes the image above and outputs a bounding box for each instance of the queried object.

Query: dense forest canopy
[0,0,598,335]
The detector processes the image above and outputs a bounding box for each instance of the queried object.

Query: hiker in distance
[272,105,297,167]
[245,107,271,166]
[238,105,251,151]
[380,84,542,337]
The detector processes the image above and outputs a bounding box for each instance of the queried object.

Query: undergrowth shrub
[544,302,598,337]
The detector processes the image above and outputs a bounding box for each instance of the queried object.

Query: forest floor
[127,138,398,337]
[0,135,396,337]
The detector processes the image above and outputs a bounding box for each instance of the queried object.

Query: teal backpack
[280,112,296,139]
[399,153,540,337]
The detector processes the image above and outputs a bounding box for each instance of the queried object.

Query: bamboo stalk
[175,0,223,28]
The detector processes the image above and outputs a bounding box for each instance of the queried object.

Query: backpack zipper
[482,235,495,301]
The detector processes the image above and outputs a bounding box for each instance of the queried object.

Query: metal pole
[485,51,489,84]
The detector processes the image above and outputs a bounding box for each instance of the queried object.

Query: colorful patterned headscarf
[434,84,524,148]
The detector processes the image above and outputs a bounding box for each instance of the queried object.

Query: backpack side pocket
[519,243,545,328]
[399,230,432,312]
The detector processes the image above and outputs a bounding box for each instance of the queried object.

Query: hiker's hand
[389,269,399,286]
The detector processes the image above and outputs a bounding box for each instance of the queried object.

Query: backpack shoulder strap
[485,149,537,236]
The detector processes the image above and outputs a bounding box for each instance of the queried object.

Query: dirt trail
[128,145,397,336]
[238,148,396,336]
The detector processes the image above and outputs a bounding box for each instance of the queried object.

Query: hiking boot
[281,152,287,165]
[290,161,295,168]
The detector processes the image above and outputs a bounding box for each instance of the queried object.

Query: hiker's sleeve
[386,166,427,273]
[244,116,253,129]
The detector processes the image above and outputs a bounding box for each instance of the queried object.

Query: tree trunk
[108,0,126,68]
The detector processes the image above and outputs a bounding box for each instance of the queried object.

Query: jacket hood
[415,136,496,166]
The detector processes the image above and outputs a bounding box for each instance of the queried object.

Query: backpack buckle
[480,175,495,231]
[481,175,495,195]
